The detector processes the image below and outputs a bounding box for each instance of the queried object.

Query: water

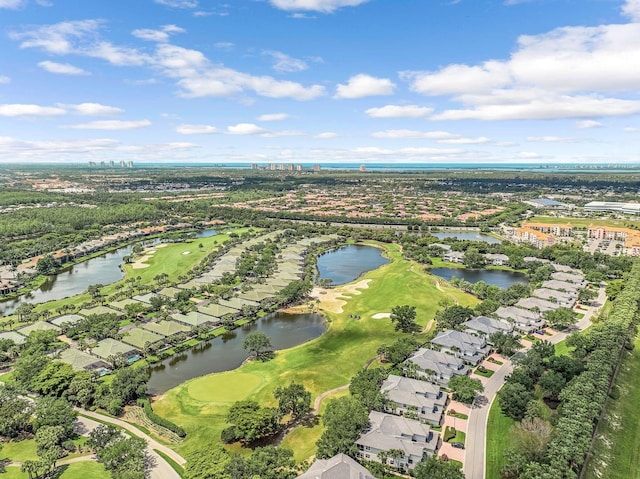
[430,267,528,289]
[195,229,217,238]
[432,232,502,244]
[0,245,140,316]
[147,312,326,394]
[316,244,389,286]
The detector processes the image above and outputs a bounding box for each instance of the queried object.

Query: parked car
[452,442,465,449]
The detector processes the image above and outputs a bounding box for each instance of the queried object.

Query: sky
[0,0,639,164]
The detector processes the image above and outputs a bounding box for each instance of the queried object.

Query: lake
[430,267,528,289]
[147,311,326,394]
[316,244,389,286]
[432,232,502,244]
[195,229,218,238]
[0,244,140,317]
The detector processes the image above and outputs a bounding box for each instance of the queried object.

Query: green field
[153,242,477,461]
[486,399,516,479]
[584,334,640,479]
[3,461,108,479]
[529,216,640,229]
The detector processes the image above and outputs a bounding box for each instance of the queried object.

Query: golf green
[187,372,264,403]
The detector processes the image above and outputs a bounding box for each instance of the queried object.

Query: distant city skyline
[0,0,639,164]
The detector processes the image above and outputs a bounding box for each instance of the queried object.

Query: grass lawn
[486,400,516,479]
[153,242,477,462]
[1,439,38,462]
[584,334,640,479]
[554,339,574,357]
[3,462,108,479]
[529,216,640,229]
[474,367,495,378]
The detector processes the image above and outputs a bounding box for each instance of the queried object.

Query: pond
[0,244,141,317]
[147,311,327,394]
[432,232,502,244]
[195,229,218,238]
[430,267,528,289]
[316,244,389,286]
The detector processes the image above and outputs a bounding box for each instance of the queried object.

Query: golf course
[152,242,477,461]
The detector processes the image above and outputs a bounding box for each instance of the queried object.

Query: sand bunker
[372,312,391,319]
[182,251,191,255]
[310,279,371,314]
[131,255,152,269]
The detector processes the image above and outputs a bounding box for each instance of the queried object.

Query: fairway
[187,372,263,403]
[153,242,477,460]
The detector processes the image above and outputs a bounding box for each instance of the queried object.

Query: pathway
[312,384,349,413]
[74,408,185,479]
[463,285,606,479]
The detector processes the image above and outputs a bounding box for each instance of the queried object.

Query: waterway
[430,267,528,289]
[147,311,326,394]
[432,232,502,244]
[316,244,389,286]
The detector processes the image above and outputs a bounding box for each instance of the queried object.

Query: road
[463,286,606,479]
[74,409,185,479]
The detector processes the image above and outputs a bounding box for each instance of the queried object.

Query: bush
[138,398,186,437]
[220,426,239,444]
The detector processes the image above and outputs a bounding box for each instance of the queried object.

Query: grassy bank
[584,333,640,479]
[486,400,516,479]
[153,242,477,460]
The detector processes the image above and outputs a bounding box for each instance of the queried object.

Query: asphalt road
[74,409,185,479]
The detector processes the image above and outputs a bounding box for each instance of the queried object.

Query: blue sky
[0,0,639,164]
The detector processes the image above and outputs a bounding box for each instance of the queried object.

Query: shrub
[138,398,186,437]
[220,426,239,444]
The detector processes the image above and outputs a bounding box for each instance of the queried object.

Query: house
[494,306,545,334]
[356,411,439,470]
[0,331,27,345]
[122,327,165,350]
[91,338,140,361]
[550,272,585,285]
[18,321,61,337]
[443,251,465,264]
[532,288,576,308]
[484,253,509,266]
[431,330,491,365]
[462,316,514,338]
[142,320,191,338]
[58,348,110,373]
[515,297,560,313]
[405,348,469,386]
[541,280,581,294]
[523,256,551,264]
[171,311,220,328]
[49,314,83,329]
[0,279,20,296]
[380,375,447,426]
[430,243,452,252]
[296,454,375,479]
[515,227,556,249]
[552,263,578,274]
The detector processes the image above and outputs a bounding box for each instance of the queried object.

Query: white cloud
[405,21,640,121]
[11,19,102,55]
[0,0,26,9]
[262,130,306,137]
[264,51,308,73]
[0,104,66,116]
[214,42,234,50]
[176,124,218,134]
[132,25,185,43]
[268,0,370,13]
[258,113,289,121]
[576,120,603,129]
[335,74,395,99]
[0,76,10,84]
[372,130,458,140]
[365,105,433,118]
[154,0,197,8]
[67,103,123,116]
[623,0,640,21]
[439,136,491,145]
[527,136,580,143]
[67,120,151,130]
[624,127,638,132]
[315,132,338,139]
[226,123,268,135]
[38,60,90,75]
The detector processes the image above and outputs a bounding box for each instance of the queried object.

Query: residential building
[587,226,640,256]
[431,330,491,365]
[484,253,509,266]
[550,271,585,284]
[462,316,514,338]
[523,256,551,264]
[494,306,545,333]
[430,243,452,252]
[443,251,465,264]
[515,227,556,249]
[405,348,469,386]
[532,289,576,308]
[58,349,109,373]
[541,280,581,293]
[521,222,574,237]
[515,297,560,313]
[356,411,439,470]
[296,454,375,479]
[380,375,448,426]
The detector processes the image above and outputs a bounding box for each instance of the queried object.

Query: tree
[273,383,311,420]
[242,332,273,360]
[35,425,66,469]
[463,248,485,269]
[225,400,281,444]
[232,446,297,479]
[413,455,465,479]
[349,367,388,410]
[14,302,35,323]
[33,397,77,438]
[543,307,577,330]
[108,366,149,406]
[510,417,553,463]
[538,371,566,401]
[185,445,230,479]
[498,382,533,420]
[65,371,98,408]
[490,331,522,356]
[316,397,369,459]
[89,425,146,479]
[578,288,597,304]
[435,305,475,330]
[448,375,483,404]
[0,385,33,438]
[389,305,419,333]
